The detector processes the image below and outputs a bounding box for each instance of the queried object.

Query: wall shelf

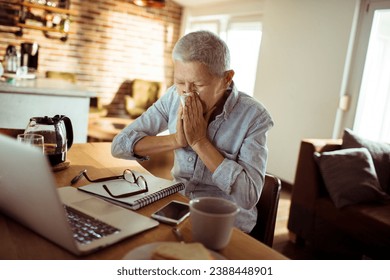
[21,2,77,16]
[17,23,75,34]
[0,0,75,40]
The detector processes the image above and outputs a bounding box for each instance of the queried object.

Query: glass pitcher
[24,115,73,166]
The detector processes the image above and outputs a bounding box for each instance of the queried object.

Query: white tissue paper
[180,92,191,107]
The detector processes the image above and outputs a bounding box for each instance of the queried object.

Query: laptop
[0,134,159,256]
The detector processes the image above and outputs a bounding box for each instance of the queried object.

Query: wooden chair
[249,173,282,247]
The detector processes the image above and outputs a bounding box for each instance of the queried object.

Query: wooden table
[0,143,287,260]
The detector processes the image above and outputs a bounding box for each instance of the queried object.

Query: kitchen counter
[0,78,96,143]
[0,78,95,97]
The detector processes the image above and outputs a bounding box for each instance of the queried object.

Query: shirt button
[188,157,193,162]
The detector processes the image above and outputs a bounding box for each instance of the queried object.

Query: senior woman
[111,30,273,233]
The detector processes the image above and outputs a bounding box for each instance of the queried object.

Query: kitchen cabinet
[0,78,95,143]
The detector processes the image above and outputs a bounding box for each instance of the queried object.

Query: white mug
[189,197,239,250]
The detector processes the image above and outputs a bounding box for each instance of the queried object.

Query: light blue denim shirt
[111,83,274,233]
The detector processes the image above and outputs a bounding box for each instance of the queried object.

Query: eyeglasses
[71,169,148,198]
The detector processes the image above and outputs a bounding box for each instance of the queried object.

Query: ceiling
[173,0,236,7]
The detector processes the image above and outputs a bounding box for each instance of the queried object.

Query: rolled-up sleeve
[111,130,149,160]
[111,86,177,160]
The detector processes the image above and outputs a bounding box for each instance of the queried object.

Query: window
[353,3,390,142]
[188,20,220,35]
[226,20,262,96]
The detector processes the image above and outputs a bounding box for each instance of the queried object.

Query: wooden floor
[271,187,358,260]
[270,187,314,259]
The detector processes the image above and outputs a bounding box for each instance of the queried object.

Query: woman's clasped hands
[175,91,215,149]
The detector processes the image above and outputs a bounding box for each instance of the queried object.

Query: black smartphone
[151,200,190,225]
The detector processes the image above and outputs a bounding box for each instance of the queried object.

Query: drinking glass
[17,133,44,153]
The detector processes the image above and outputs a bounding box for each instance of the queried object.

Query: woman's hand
[174,103,188,148]
[183,92,215,147]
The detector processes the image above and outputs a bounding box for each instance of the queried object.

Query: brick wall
[0,0,182,114]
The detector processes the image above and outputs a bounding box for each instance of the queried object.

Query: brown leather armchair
[125,79,161,118]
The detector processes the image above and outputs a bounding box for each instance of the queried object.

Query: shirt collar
[220,81,239,120]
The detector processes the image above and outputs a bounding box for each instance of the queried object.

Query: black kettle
[24,115,73,166]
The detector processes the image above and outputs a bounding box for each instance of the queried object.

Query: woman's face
[173,60,232,114]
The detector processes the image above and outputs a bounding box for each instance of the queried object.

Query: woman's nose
[184,83,194,93]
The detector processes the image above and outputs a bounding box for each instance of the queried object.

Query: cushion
[342,128,390,194]
[314,147,389,208]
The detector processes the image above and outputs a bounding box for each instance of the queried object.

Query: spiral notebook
[78,172,184,210]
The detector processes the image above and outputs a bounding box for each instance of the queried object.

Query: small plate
[122,242,226,260]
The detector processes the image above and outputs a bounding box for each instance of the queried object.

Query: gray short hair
[172,30,230,77]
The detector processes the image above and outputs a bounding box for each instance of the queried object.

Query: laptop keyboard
[64,205,120,244]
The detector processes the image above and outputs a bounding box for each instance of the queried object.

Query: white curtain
[354,10,390,143]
